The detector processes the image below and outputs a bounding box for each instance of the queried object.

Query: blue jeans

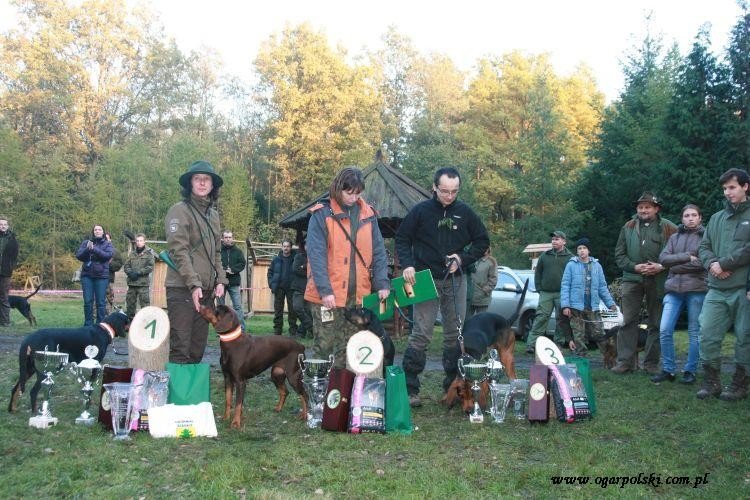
[218,285,246,331]
[81,275,109,326]
[659,291,705,374]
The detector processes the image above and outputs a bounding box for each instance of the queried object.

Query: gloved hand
[127,271,138,280]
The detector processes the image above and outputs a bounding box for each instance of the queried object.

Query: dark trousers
[81,276,108,326]
[0,276,10,325]
[292,290,313,336]
[167,286,212,364]
[273,287,297,335]
[618,279,662,369]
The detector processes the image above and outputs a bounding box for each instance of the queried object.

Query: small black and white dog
[8,310,130,413]
[8,283,41,326]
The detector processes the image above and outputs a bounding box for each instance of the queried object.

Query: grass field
[0,298,748,498]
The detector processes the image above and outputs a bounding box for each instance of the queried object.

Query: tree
[254,23,382,216]
[726,6,750,169]
[582,25,679,275]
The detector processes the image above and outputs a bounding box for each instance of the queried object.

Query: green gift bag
[166,362,210,405]
[385,366,413,435]
[569,356,596,416]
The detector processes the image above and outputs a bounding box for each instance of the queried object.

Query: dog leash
[441,257,466,358]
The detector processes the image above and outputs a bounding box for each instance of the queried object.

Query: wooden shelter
[278,153,431,240]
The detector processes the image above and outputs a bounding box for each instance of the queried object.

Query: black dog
[8,310,130,413]
[442,280,528,412]
[8,283,41,326]
[344,306,396,371]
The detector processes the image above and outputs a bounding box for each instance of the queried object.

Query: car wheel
[519,311,535,341]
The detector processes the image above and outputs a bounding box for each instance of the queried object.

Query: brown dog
[441,311,520,413]
[200,305,307,429]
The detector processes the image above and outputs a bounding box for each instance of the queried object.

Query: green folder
[363,270,438,320]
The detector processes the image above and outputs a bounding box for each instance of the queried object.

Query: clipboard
[362,270,438,320]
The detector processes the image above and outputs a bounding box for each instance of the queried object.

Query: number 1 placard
[129,306,170,352]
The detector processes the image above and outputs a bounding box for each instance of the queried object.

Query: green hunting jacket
[615,214,678,287]
[164,195,227,292]
[535,247,574,292]
[699,199,750,290]
[124,247,155,287]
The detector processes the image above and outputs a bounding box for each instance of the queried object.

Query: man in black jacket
[267,240,298,335]
[395,167,490,407]
[290,240,312,338]
[0,217,19,327]
[219,230,247,332]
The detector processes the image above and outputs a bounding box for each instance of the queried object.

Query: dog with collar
[8,282,41,326]
[8,310,130,413]
[442,280,528,413]
[199,304,307,429]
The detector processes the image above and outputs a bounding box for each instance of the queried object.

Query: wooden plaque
[128,306,170,371]
[321,368,356,433]
[528,364,550,423]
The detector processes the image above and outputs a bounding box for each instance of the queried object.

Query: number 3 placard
[129,306,170,352]
[346,330,384,377]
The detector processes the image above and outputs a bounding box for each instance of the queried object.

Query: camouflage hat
[550,230,566,239]
[179,160,223,189]
[634,191,662,207]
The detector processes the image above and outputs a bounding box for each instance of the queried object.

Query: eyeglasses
[436,187,459,196]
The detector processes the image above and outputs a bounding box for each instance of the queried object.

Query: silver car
[487,266,622,340]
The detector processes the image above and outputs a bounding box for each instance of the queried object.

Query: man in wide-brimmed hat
[612,191,677,375]
[165,160,228,364]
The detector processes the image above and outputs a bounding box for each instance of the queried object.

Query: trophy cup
[486,349,510,423]
[298,353,334,429]
[510,378,530,420]
[71,345,102,425]
[28,346,69,429]
[103,382,135,440]
[457,357,487,423]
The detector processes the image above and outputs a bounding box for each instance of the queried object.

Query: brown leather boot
[696,365,722,400]
[719,365,748,401]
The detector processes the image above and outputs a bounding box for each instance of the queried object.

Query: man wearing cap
[526,230,573,353]
[613,192,677,374]
[164,160,228,364]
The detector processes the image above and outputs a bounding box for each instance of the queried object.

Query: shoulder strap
[331,211,369,270]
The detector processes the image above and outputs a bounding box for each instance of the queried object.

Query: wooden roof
[278,156,431,238]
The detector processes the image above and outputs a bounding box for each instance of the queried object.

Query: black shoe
[650,371,676,383]
[680,371,696,384]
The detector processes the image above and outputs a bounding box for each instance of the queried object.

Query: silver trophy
[510,378,530,420]
[298,353,334,429]
[28,346,69,429]
[103,382,135,440]
[458,357,487,423]
[70,345,102,425]
[486,349,510,423]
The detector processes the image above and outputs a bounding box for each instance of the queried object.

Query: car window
[496,272,517,290]
[514,272,537,292]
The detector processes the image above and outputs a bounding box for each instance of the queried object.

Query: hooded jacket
[560,256,615,311]
[76,237,113,280]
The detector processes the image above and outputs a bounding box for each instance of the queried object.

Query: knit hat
[179,160,223,189]
[575,238,591,251]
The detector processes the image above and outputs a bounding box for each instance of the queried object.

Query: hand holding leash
[445,254,461,274]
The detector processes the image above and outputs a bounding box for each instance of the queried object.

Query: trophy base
[29,415,58,429]
[75,416,96,425]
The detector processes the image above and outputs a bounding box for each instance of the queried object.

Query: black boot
[719,365,749,401]
[442,347,461,392]
[402,347,426,401]
[696,364,722,400]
